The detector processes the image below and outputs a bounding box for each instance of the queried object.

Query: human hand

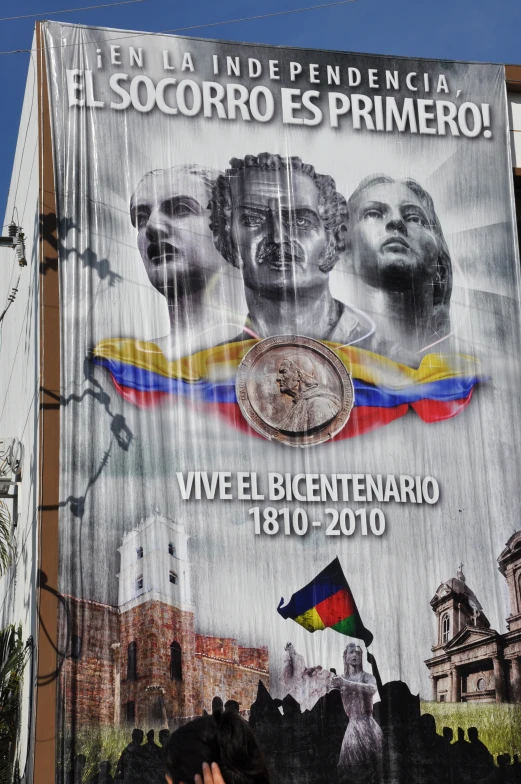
[194,761,226,784]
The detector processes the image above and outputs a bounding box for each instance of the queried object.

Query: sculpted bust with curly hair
[210,152,373,344]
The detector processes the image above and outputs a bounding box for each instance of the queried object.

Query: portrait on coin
[275,353,341,434]
[236,337,353,446]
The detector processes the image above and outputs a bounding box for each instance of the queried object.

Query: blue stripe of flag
[277,557,348,619]
[93,357,483,408]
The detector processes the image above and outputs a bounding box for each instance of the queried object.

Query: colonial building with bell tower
[58,512,269,729]
[116,512,199,726]
[425,532,521,703]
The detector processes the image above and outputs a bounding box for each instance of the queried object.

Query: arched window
[150,697,163,725]
[125,700,135,724]
[136,547,143,559]
[442,614,450,644]
[127,641,137,681]
[70,634,82,661]
[169,542,176,557]
[170,641,182,681]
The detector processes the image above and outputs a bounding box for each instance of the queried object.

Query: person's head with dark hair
[164,710,270,784]
[224,700,240,715]
[211,153,346,287]
[209,153,370,345]
[346,174,452,353]
[131,728,144,746]
[159,729,170,747]
[420,713,436,735]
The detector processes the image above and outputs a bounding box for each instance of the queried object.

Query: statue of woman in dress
[332,643,383,783]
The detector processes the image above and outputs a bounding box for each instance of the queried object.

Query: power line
[148,0,360,35]
[8,54,35,215]
[0,0,359,55]
[0,0,146,23]
[0,277,20,326]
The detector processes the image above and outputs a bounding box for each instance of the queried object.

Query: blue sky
[1,0,521,221]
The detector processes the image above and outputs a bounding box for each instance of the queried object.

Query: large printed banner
[44,21,521,784]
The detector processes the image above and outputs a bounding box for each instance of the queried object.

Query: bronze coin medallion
[236,335,355,447]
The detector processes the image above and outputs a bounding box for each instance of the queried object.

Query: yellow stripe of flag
[92,338,482,389]
[293,607,326,632]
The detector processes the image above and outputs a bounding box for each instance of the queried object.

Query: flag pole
[365,646,383,698]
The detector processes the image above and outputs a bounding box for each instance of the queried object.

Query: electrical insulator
[16,231,27,267]
[8,222,17,238]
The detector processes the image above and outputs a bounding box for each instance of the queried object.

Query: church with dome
[424,531,521,703]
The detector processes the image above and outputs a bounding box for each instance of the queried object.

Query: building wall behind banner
[509,91,521,243]
[0,33,40,783]
[42,20,521,783]
[509,89,521,171]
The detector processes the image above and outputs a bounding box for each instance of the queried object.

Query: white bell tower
[117,510,193,612]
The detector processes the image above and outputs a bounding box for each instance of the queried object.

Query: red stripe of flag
[315,588,356,627]
[111,380,473,436]
[411,390,473,422]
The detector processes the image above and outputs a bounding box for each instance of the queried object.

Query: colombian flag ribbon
[92,338,485,439]
[277,557,373,646]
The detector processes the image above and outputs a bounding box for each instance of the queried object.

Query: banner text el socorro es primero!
[66,44,493,137]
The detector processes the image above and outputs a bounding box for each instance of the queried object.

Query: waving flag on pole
[277,557,373,647]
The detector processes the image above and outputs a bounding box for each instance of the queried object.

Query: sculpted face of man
[276,355,317,397]
[348,182,439,290]
[276,360,301,397]
[131,168,222,298]
[230,168,330,297]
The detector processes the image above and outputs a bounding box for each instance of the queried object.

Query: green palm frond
[0,500,13,577]
[0,626,29,698]
[0,625,30,783]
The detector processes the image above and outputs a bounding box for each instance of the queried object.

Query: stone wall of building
[61,656,116,726]
[119,600,201,725]
[197,657,269,714]
[58,597,119,726]
[195,635,268,672]
[58,598,270,728]
[195,635,269,713]
[195,635,238,661]
[238,646,269,672]
[435,675,449,700]
[465,669,494,694]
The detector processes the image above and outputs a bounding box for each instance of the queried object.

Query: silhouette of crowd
[66,684,521,784]
[67,729,169,784]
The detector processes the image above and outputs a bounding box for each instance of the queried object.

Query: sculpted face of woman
[343,645,363,672]
[347,181,440,291]
[131,167,223,299]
